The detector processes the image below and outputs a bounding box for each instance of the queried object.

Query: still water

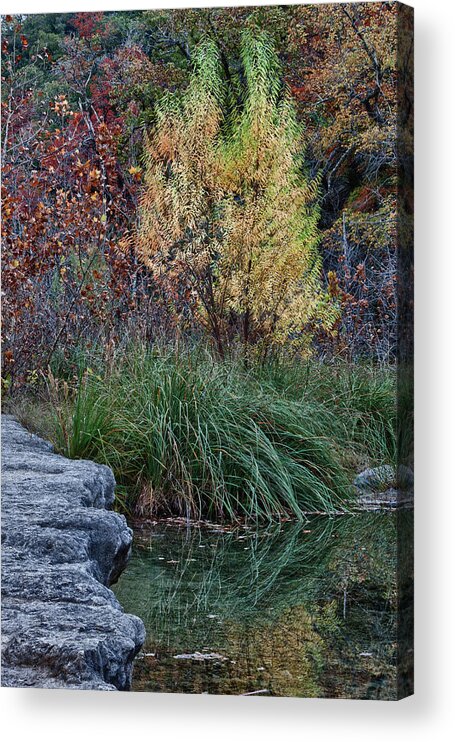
[114,514,400,699]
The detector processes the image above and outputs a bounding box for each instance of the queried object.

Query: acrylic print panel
[0,2,414,699]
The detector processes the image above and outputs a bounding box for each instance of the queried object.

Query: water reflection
[114,514,400,698]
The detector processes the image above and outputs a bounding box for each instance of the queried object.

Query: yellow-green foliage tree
[135,30,336,358]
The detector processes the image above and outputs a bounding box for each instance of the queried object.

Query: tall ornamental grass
[45,346,362,521]
[12,345,396,521]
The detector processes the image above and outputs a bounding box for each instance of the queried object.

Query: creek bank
[1,415,145,690]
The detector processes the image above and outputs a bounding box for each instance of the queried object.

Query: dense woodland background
[2,3,404,390]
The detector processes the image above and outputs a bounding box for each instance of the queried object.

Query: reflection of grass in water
[120,521,328,630]
[313,515,398,699]
[114,513,398,698]
[116,514,396,637]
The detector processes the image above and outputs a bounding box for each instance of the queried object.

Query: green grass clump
[43,346,363,521]
[10,345,396,522]
[254,360,397,468]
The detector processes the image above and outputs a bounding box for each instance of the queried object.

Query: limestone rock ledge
[1,415,145,691]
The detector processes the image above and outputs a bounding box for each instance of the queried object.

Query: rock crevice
[1,415,145,690]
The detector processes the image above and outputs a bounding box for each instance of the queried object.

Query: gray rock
[173,652,228,661]
[354,465,396,493]
[1,415,145,690]
[354,464,414,510]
